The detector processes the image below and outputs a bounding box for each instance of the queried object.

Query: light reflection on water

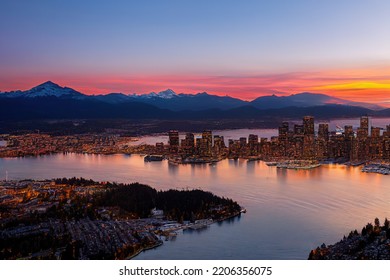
[1,152,390,259]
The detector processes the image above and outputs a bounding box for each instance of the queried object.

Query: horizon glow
[1,1,390,106]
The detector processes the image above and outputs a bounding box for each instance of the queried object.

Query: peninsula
[0,178,242,260]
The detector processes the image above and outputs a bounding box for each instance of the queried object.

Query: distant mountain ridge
[1,81,84,99]
[0,81,383,111]
[250,92,383,110]
[0,81,389,121]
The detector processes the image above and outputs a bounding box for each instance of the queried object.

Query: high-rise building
[316,123,329,160]
[318,123,329,141]
[294,124,304,135]
[195,137,202,155]
[343,125,354,160]
[359,116,369,138]
[303,116,315,135]
[278,122,289,138]
[248,134,259,156]
[213,135,224,156]
[357,128,367,140]
[182,133,195,155]
[185,133,195,147]
[248,134,259,145]
[369,127,382,159]
[278,122,289,157]
[303,116,315,158]
[201,130,212,156]
[202,130,212,145]
[344,125,354,138]
[220,136,226,148]
[228,139,241,158]
[239,137,247,147]
[384,125,390,137]
[371,127,380,138]
[168,130,179,153]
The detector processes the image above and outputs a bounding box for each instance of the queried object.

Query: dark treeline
[54,178,241,221]
[55,177,98,186]
[95,182,158,218]
[95,183,241,222]
[155,189,240,221]
[1,178,241,260]
[0,231,73,260]
[309,218,390,260]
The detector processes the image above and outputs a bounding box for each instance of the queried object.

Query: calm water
[1,152,390,259]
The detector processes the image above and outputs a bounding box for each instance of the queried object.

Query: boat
[144,154,164,162]
[186,219,213,230]
[265,162,278,166]
[345,161,366,167]
[362,163,390,175]
[276,160,321,169]
[182,157,209,164]
[168,157,182,165]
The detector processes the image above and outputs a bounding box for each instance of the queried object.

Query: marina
[275,160,321,170]
[362,163,390,175]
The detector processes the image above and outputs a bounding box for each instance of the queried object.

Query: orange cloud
[1,66,390,106]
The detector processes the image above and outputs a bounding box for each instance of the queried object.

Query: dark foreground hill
[309,218,390,260]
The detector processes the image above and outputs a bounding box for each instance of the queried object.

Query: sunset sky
[1,0,390,105]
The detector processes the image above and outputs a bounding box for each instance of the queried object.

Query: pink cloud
[1,67,390,106]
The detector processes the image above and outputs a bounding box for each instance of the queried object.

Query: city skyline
[161,116,390,163]
[3,0,390,265]
[1,1,390,105]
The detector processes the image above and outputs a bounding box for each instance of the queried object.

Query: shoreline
[2,152,390,176]
[127,210,243,260]
[126,241,164,260]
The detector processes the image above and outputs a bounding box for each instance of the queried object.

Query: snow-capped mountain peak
[0,81,85,98]
[23,81,83,98]
[133,89,177,99]
[156,89,177,99]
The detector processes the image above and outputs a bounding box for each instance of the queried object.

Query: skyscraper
[201,130,213,156]
[168,130,179,153]
[182,133,195,155]
[303,116,315,136]
[318,123,329,141]
[359,116,369,138]
[278,122,289,141]
[303,116,315,159]
[294,124,304,135]
[371,127,380,138]
[344,125,354,138]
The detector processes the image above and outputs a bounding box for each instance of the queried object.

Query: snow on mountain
[132,89,178,99]
[0,81,85,98]
[155,89,177,99]
[0,81,385,111]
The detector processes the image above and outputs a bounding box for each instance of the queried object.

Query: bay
[1,150,390,259]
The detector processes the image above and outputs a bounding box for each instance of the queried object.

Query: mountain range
[0,81,389,121]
